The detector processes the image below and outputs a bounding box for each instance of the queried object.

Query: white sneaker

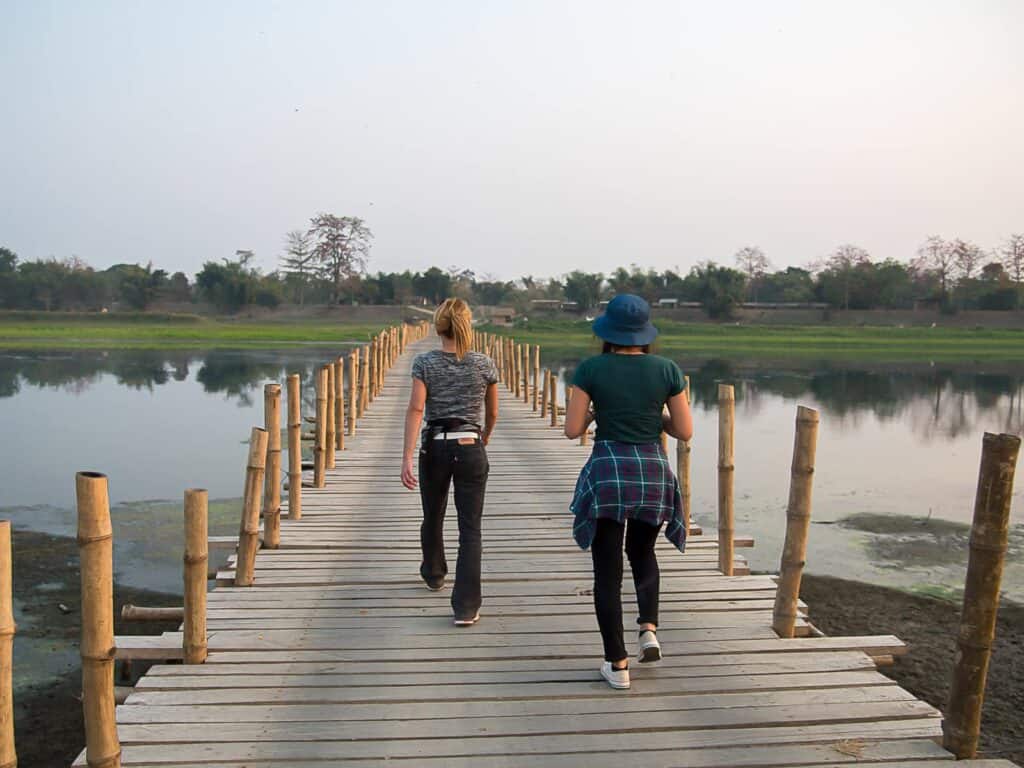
[600,661,630,689]
[638,629,662,663]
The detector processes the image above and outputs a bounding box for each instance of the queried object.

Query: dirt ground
[10,532,1023,766]
[12,530,181,767]
[801,573,1024,764]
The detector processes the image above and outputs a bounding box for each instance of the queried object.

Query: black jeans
[418,438,489,617]
[591,517,661,662]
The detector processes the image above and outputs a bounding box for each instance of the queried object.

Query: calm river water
[2,347,1022,602]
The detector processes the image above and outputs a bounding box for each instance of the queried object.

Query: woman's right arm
[401,378,427,490]
[663,389,693,442]
[564,387,593,440]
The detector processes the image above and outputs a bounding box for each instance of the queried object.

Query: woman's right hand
[401,456,418,490]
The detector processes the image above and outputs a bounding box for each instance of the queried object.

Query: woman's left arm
[401,378,427,489]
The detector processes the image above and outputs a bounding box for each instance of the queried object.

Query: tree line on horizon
[1,219,1022,317]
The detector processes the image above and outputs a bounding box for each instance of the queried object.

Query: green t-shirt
[572,353,685,444]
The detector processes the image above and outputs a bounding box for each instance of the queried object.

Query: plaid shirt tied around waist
[570,440,687,552]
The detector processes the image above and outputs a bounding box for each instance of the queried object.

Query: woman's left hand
[401,457,418,490]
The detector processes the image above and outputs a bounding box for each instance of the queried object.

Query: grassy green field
[1,311,1023,361]
[482,318,1024,362]
[0,312,397,349]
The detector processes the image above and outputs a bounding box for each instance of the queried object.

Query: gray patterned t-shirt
[411,350,499,433]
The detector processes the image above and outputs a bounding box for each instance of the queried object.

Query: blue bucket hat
[592,294,658,346]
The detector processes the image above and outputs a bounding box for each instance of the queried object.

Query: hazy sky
[1,1,1021,281]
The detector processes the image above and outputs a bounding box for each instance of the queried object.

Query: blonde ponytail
[434,298,473,360]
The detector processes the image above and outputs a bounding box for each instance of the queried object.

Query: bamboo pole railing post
[772,406,820,638]
[0,521,15,768]
[532,346,540,411]
[942,432,1021,759]
[286,374,302,520]
[549,370,558,427]
[235,429,269,587]
[718,384,736,575]
[183,489,208,664]
[359,345,370,416]
[368,339,376,405]
[516,342,522,396]
[262,384,282,549]
[76,471,121,768]
[565,384,571,427]
[335,359,345,451]
[314,367,328,488]
[677,375,691,534]
[348,352,358,437]
[523,343,531,404]
[325,363,336,470]
[540,368,549,420]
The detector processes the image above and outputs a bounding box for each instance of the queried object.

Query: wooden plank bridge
[76,336,1018,767]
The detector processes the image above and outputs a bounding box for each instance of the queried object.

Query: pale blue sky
[1,1,1021,280]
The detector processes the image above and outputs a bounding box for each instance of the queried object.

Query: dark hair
[602,341,650,354]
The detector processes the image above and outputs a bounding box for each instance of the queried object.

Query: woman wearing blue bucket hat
[564,294,693,689]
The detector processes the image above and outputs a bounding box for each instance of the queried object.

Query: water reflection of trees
[0,350,324,406]
[680,360,1024,439]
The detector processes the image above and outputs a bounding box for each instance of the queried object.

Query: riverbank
[0,313,395,349]
[10,526,1022,765]
[800,574,1024,764]
[3,311,1024,360]
[11,529,181,767]
[486,318,1024,363]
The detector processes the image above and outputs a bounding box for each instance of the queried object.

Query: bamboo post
[549,370,558,427]
[325,363,336,470]
[522,343,531,403]
[183,489,208,664]
[335,359,345,451]
[942,432,1021,758]
[516,342,522,396]
[532,346,540,411]
[235,428,269,587]
[540,368,549,420]
[0,521,15,768]
[359,345,370,416]
[717,384,735,576]
[348,352,358,437]
[677,376,691,534]
[286,374,302,521]
[262,384,282,549]
[314,367,328,488]
[367,339,375,404]
[565,384,572,425]
[76,471,121,768]
[772,406,820,638]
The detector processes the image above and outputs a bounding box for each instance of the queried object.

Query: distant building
[488,306,517,326]
[529,299,561,310]
[657,298,678,308]
[559,301,579,312]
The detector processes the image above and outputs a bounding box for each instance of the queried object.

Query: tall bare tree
[307,214,372,305]
[280,229,316,306]
[911,235,955,299]
[734,246,771,302]
[1002,234,1024,285]
[821,244,870,310]
[950,238,985,281]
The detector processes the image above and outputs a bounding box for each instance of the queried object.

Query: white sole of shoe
[638,643,662,663]
[453,613,480,626]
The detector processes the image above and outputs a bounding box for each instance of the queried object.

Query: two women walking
[402,293,692,687]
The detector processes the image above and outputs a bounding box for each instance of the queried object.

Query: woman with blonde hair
[401,298,499,626]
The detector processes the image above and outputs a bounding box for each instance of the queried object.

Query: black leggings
[591,517,661,662]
